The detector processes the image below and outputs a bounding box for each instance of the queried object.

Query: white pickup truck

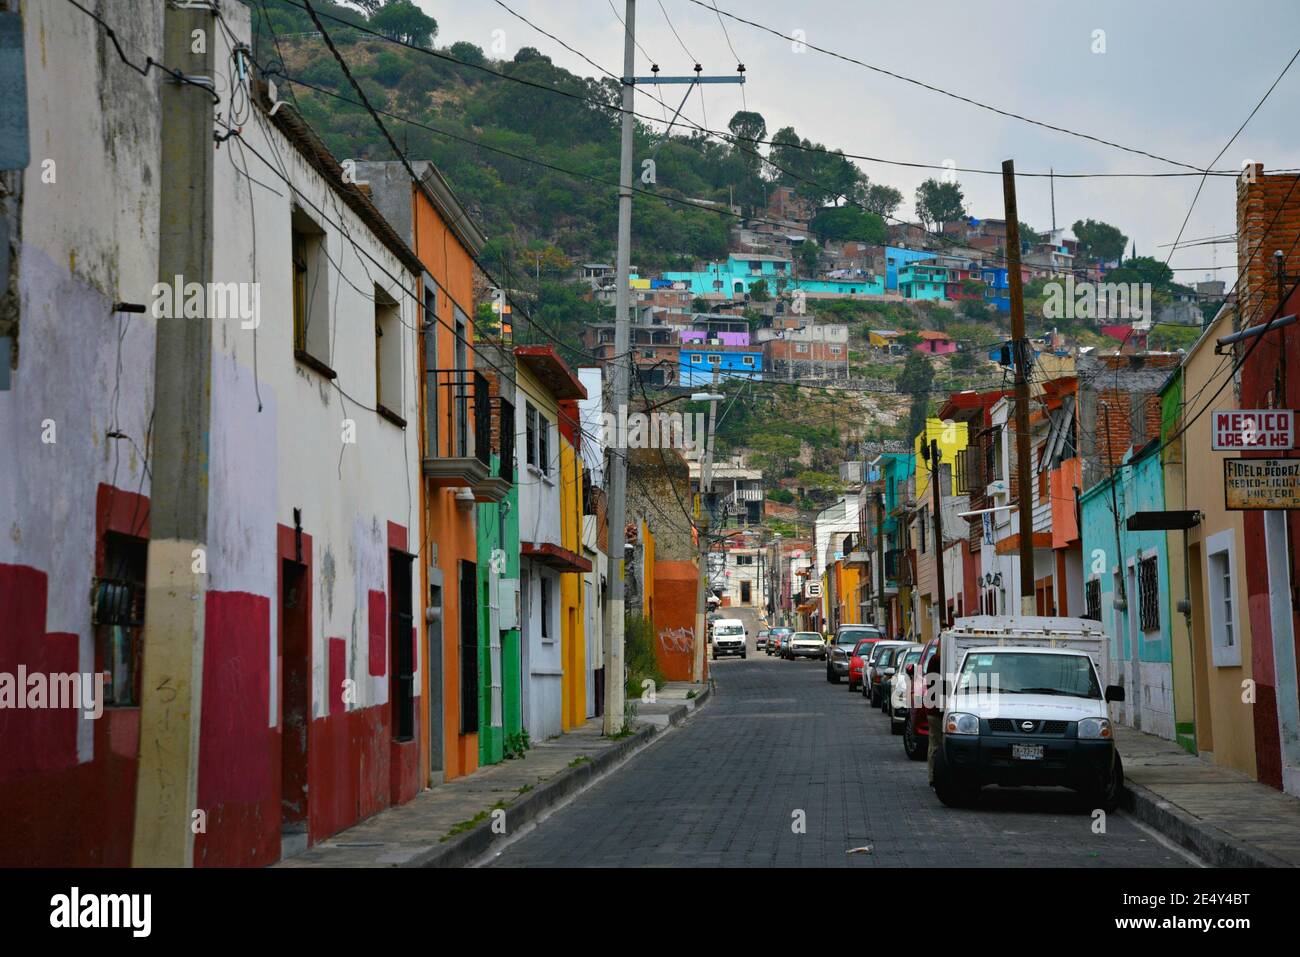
[932,615,1126,810]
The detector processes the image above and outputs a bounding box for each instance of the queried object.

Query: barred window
[1085,579,1101,621]
[1138,556,1160,633]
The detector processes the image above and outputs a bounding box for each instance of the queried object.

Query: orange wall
[412,186,480,784]
[652,561,698,681]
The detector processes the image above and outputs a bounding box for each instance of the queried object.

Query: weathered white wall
[209,12,422,723]
[0,2,164,763]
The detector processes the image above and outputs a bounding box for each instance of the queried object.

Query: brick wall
[1237,164,1300,329]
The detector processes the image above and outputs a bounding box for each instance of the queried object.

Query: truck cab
[931,616,1126,810]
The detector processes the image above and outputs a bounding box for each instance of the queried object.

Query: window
[741,355,754,367]
[1085,579,1101,621]
[796,343,809,354]
[706,354,721,365]
[736,554,754,565]
[692,354,703,363]
[1138,555,1160,633]
[375,285,401,417]
[290,208,331,368]
[1206,531,1241,667]
[94,533,148,707]
[525,402,538,469]
[540,574,553,641]
[829,346,841,356]
[538,414,551,477]
[453,306,470,456]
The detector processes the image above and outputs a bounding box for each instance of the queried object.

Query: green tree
[862,183,903,219]
[914,178,966,230]
[448,41,488,67]
[749,278,771,302]
[1105,255,1174,290]
[811,205,886,244]
[798,241,820,277]
[1072,219,1128,264]
[370,0,437,47]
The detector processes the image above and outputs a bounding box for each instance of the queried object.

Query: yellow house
[913,417,969,641]
[559,400,587,732]
[1160,310,1257,776]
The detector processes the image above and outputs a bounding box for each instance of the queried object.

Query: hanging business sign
[1211,410,1294,451]
[1224,458,1300,510]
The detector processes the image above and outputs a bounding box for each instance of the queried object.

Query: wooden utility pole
[928,439,947,631]
[1002,160,1036,616]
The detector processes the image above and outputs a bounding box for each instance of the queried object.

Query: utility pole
[774,532,783,626]
[875,488,887,633]
[133,0,215,866]
[693,367,720,682]
[1002,160,1036,616]
[927,438,947,632]
[602,0,636,736]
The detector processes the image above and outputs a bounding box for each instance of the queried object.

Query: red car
[902,636,941,761]
[846,637,879,693]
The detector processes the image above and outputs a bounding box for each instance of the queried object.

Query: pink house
[916,330,957,355]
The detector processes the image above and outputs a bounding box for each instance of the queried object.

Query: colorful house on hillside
[679,345,763,385]
[898,263,950,300]
[514,347,591,741]
[885,246,937,289]
[915,331,957,355]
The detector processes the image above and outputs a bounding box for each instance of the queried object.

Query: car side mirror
[905,663,915,676]
[1105,685,1125,703]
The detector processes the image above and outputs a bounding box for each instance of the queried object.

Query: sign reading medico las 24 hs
[1211,409,1295,451]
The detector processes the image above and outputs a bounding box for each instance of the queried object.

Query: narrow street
[487,609,1190,867]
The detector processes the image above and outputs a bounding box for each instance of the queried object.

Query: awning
[521,541,592,573]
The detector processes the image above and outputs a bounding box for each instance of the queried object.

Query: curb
[413,683,712,868]
[1121,779,1293,868]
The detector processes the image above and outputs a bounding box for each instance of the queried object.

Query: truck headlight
[1078,717,1112,740]
[945,712,979,735]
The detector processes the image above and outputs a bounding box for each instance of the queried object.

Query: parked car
[888,645,924,733]
[785,631,826,660]
[767,627,791,657]
[846,637,881,693]
[903,637,941,761]
[756,630,769,650]
[826,624,884,684]
[866,641,913,708]
[711,618,747,660]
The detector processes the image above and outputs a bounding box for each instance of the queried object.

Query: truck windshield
[794,633,821,641]
[714,625,744,636]
[956,652,1101,699]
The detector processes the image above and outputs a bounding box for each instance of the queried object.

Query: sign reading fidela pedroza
[1224,458,1300,510]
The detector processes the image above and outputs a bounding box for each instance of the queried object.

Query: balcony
[423,368,492,490]
[472,396,513,503]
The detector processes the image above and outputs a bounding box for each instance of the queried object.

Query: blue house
[1079,440,1176,742]
[884,247,936,290]
[678,345,763,386]
[979,267,1011,312]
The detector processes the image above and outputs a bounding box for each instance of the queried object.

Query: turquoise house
[898,263,950,300]
[659,253,885,299]
[885,246,937,289]
[1079,439,1176,742]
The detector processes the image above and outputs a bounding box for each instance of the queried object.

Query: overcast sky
[418,0,1300,284]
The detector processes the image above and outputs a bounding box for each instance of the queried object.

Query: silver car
[826,624,884,684]
[786,631,827,660]
[865,641,914,708]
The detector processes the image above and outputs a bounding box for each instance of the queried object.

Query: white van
[932,615,1125,810]
[711,618,747,659]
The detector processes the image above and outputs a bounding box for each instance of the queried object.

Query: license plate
[1011,744,1044,761]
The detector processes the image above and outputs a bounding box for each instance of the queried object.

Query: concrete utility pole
[133,0,215,866]
[602,0,636,736]
[774,532,783,626]
[693,367,720,682]
[1002,160,1037,616]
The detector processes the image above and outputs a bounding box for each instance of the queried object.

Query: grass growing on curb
[442,810,489,842]
[624,613,667,701]
[567,755,591,768]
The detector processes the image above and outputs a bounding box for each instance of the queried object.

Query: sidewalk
[276,681,711,868]
[1116,725,1300,867]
